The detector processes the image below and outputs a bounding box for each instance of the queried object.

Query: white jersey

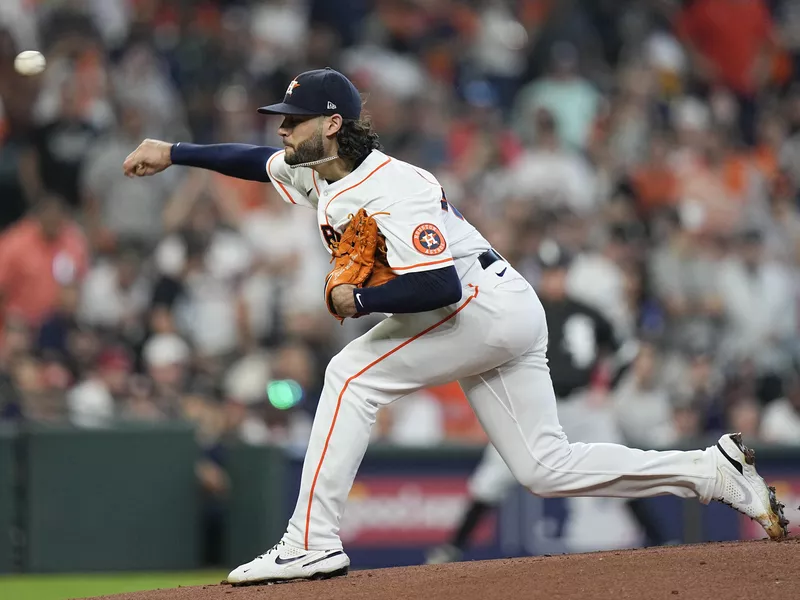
[265,149,491,279]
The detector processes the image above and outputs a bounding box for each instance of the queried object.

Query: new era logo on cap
[327,101,337,109]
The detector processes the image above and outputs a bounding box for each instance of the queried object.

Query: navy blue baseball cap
[258,68,362,120]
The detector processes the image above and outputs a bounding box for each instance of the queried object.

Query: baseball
[14,50,46,76]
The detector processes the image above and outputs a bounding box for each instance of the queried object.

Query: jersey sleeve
[265,150,315,209]
[371,191,454,274]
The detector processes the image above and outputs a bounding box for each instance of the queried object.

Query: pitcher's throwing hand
[123,138,173,177]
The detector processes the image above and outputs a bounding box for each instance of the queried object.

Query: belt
[478,248,503,270]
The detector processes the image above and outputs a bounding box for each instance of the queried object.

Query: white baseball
[14,50,46,76]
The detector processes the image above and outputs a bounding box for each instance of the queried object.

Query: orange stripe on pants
[304,286,480,549]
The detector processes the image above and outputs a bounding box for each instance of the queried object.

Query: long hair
[336,113,383,164]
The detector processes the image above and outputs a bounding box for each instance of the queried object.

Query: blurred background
[1,0,800,594]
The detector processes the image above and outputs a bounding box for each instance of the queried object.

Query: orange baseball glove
[324,208,396,321]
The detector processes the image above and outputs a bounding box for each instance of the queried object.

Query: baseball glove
[324,208,395,321]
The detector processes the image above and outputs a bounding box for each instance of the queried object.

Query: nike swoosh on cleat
[717,442,743,474]
[496,267,507,277]
[306,188,314,196]
[303,550,345,568]
[275,554,308,565]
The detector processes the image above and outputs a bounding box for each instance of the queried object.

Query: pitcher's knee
[513,442,574,497]
[322,348,376,409]
[323,350,351,389]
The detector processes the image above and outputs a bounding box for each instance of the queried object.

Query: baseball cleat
[425,544,463,565]
[225,541,350,586]
[712,433,789,541]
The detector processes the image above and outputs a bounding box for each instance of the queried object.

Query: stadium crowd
[0,0,799,472]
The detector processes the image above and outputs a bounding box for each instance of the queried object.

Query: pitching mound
[87,538,799,600]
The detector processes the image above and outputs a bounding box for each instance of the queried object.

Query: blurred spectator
[447,80,523,181]
[566,225,634,340]
[81,100,176,250]
[221,340,314,446]
[23,79,100,209]
[759,171,800,265]
[37,283,81,363]
[648,210,723,351]
[66,344,134,429]
[141,332,191,418]
[112,42,186,139]
[726,396,763,440]
[512,40,601,149]
[761,370,800,444]
[666,347,727,435]
[0,194,89,328]
[154,189,253,368]
[613,341,676,448]
[628,134,679,218]
[675,0,778,144]
[507,108,598,215]
[79,241,150,345]
[717,229,797,386]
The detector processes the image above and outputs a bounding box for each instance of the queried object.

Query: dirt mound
[85,538,800,600]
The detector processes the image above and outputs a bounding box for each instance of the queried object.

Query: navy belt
[478,248,503,270]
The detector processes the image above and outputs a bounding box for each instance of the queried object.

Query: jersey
[540,297,619,399]
[265,149,490,279]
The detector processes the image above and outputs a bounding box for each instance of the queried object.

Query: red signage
[339,475,496,547]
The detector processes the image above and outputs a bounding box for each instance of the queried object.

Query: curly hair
[336,114,383,164]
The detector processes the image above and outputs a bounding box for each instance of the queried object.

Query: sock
[452,500,493,551]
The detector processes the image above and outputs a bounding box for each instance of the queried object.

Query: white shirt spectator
[567,252,632,340]
[79,259,150,329]
[66,378,115,429]
[507,147,598,215]
[612,373,677,449]
[717,258,797,372]
[156,230,253,357]
[143,333,191,369]
[760,397,800,445]
[239,206,330,334]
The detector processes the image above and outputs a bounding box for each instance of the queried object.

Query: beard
[284,127,326,166]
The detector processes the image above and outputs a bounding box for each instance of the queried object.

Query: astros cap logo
[285,80,300,96]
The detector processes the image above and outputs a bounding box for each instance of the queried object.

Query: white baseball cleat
[712,432,789,541]
[225,541,350,586]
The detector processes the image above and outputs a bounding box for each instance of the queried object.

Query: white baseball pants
[282,260,717,550]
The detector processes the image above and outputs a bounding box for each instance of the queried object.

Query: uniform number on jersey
[440,188,465,220]
[562,315,597,369]
[321,225,341,249]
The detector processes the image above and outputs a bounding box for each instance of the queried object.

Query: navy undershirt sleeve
[354,265,462,315]
[170,143,281,182]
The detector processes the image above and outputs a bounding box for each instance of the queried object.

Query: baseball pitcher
[123,68,788,586]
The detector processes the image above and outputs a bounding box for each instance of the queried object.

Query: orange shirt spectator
[0,196,89,328]
[629,136,679,216]
[676,0,775,95]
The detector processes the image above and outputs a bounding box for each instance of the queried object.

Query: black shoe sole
[226,566,349,587]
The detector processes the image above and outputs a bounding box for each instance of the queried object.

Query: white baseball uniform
[266,148,718,551]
